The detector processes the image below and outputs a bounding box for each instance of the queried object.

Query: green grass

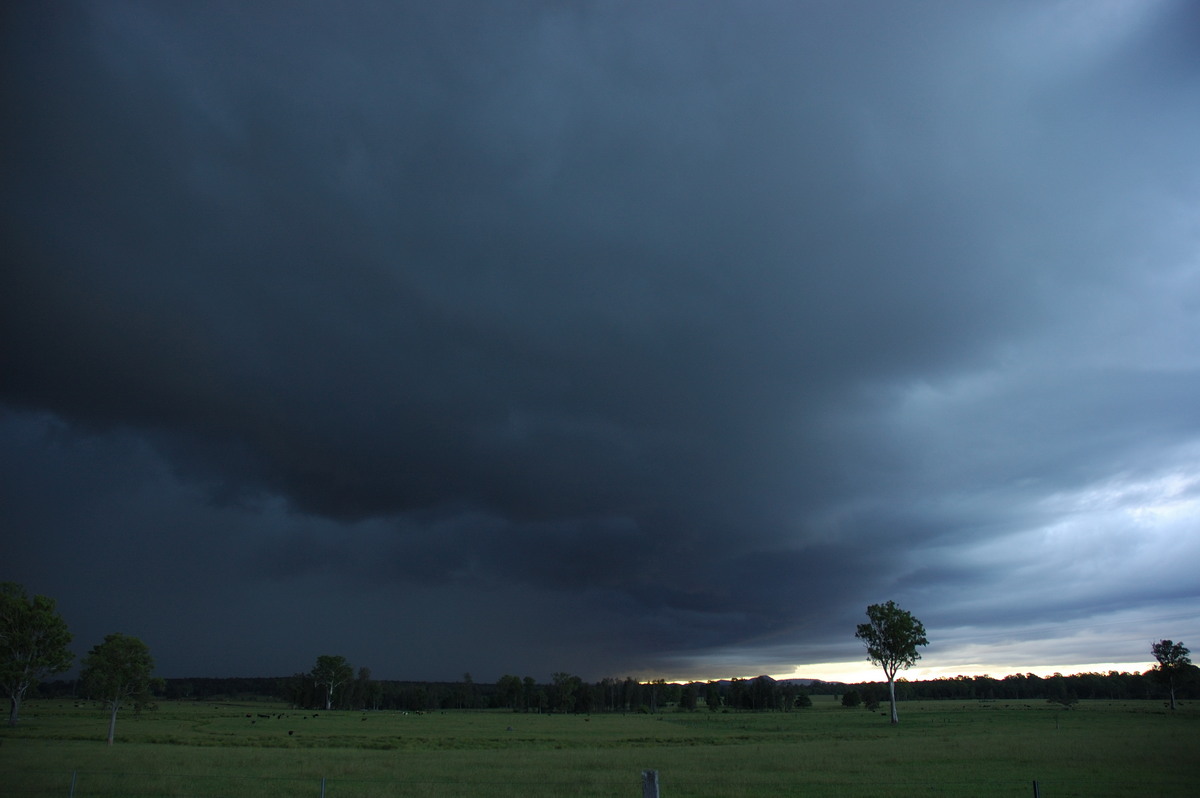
[2,698,1197,796]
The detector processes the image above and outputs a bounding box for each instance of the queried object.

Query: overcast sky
[3,0,1198,684]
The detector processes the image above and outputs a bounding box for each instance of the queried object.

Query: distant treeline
[37,669,1194,712]
[891,671,1193,702]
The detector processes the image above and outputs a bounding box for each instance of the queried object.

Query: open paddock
[2,698,1197,796]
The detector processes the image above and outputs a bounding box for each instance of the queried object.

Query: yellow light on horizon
[772,660,1153,684]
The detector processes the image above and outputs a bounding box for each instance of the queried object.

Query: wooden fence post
[1032,779,1040,797]
[69,770,77,798]
[642,769,660,798]
[320,776,326,797]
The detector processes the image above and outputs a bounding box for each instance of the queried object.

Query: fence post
[320,776,326,798]
[642,769,660,798]
[1032,780,1040,798]
[69,770,77,798]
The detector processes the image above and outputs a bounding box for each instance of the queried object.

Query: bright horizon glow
[652,660,1156,685]
[773,660,1154,684]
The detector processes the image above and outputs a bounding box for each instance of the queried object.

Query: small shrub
[1048,694,1079,709]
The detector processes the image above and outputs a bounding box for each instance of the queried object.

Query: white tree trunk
[106,701,119,745]
[8,670,30,727]
[888,677,898,724]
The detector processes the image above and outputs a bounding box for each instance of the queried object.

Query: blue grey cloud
[3,0,1198,681]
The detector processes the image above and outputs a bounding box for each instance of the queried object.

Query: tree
[280,672,315,708]
[861,685,882,712]
[311,655,353,710]
[80,633,157,745]
[523,676,540,712]
[855,600,929,724]
[749,675,779,711]
[678,683,698,711]
[0,583,74,727]
[1151,639,1191,711]
[704,681,722,712]
[550,672,580,713]
[1046,674,1078,709]
[496,674,523,711]
[357,667,382,711]
[791,687,813,709]
[456,672,476,710]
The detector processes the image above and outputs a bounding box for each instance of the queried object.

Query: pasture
[2,697,1197,796]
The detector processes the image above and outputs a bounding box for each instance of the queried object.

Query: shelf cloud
[3,0,1198,681]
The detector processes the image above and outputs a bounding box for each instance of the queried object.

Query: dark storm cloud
[3,0,1199,680]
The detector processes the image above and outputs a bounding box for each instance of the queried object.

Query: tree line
[5,584,1195,740]
[36,667,1197,714]
[849,669,1197,705]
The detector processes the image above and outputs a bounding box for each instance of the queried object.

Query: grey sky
[3,0,1198,682]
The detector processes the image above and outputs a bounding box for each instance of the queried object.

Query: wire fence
[6,769,1187,798]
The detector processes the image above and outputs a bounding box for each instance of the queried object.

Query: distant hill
[699,676,839,688]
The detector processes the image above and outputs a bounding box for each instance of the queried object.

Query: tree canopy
[311,654,354,711]
[1151,639,1191,711]
[81,633,157,745]
[0,582,73,727]
[855,600,928,724]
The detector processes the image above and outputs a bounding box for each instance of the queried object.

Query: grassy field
[2,697,1197,796]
